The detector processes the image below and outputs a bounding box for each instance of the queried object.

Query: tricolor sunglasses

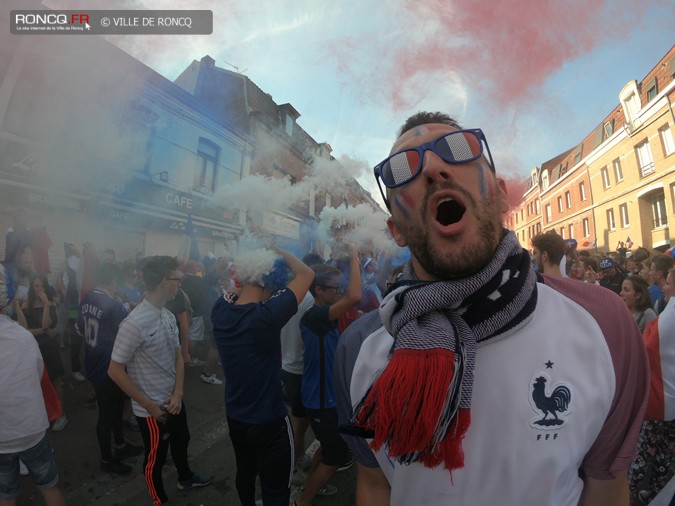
[373,129,496,208]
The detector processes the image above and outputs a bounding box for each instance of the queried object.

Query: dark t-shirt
[212,288,297,424]
[76,289,127,385]
[599,272,626,295]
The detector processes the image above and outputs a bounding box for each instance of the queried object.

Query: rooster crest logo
[529,375,571,429]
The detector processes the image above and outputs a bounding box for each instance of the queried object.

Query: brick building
[508,45,675,254]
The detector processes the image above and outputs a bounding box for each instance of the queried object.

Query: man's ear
[387,216,408,248]
[541,251,549,265]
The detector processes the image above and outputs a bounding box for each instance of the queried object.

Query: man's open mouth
[436,198,466,226]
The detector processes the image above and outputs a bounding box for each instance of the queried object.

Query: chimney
[200,55,215,67]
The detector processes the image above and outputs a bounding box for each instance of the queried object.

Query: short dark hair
[309,264,341,297]
[302,253,324,268]
[579,256,599,273]
[632,247,650,263]
[531,232,565,265]
[141,256,178,291]
[652,254,674,278]
[398,112,462,137]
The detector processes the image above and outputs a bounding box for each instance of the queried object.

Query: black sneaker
[100,460,132,475]
[115,443,144,460]
[177,472,213,491]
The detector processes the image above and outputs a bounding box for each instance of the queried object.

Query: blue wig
[261,258,290,292]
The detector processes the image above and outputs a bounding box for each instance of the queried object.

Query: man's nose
[420,150,454,185]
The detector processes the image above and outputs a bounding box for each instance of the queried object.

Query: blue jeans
[0,433,59,499]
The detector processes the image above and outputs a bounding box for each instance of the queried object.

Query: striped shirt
[111,299,179,417]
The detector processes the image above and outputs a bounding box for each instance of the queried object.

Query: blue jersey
[212,289,297,424]
[76,289,127,385]
[301,304,340,410]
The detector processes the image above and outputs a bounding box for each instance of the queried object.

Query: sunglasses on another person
[374,129,495,205]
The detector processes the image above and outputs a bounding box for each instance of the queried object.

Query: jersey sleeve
[543,275,649,479]
[261,289,298,330]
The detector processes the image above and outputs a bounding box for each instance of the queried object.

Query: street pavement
[16,360,356,506]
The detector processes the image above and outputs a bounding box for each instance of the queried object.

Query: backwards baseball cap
[599,259,615,271]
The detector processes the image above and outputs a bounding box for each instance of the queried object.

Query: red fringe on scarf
[355,348,471,471]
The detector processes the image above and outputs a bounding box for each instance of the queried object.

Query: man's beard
[400,183,504,279]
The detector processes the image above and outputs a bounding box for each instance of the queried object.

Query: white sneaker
[52,414,68,431]
[72,372,86,382]
[200,373,223,385]
[189,358,205,367]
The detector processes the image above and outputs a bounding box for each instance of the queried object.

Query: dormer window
[284,114,294,136]
[619,80,641,131]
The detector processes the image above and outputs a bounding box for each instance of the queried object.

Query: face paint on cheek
[394,193,413,220]
[477,162,489,199]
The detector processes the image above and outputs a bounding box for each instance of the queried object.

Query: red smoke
[500,175,528,211]
[344,0,654,111]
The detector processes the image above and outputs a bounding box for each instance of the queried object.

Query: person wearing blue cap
[599,258,626,295]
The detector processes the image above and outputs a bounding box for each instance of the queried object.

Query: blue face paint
[477,162,489,199]
[394,194,412,220]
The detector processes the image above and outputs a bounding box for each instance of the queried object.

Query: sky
[42,0,675,209]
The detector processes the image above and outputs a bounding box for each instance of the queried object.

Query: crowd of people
[530,230,675,504]
[0,111,672,506]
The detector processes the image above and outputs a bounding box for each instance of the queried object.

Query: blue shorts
[0,434,59,499]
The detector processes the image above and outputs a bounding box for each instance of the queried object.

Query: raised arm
[328,244,362,321]
[271,245,314,304]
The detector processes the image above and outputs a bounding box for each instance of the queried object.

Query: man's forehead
[390,123,458,154]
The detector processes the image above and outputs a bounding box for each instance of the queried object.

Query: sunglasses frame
[373,128,496,208]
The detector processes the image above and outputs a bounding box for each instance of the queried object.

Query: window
[535,200,540,214]
[619,203,630,228]
[515,212,519,224]
[583,218,590,237]
[613,158,623,182]
[624,92,641,124]
[558,196,563,213]
[601,166,611,189]
[560,228,565,239]
[636,141,655,177]
[603,120,614,139]
[521,209,524,221]
[568,224,574,239]
[651,193,668,228]
[284,114,294,136]
[579,182,587,201]
[565,191,572,209]
[194,138,220,193]
[660,124,675,156]
[646,77,658,102]
[536,223,541,234]
[546,204,551,223]
[607,209,615,231]
[541,171,549,189]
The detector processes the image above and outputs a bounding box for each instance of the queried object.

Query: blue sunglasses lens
[378,130,484,188]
